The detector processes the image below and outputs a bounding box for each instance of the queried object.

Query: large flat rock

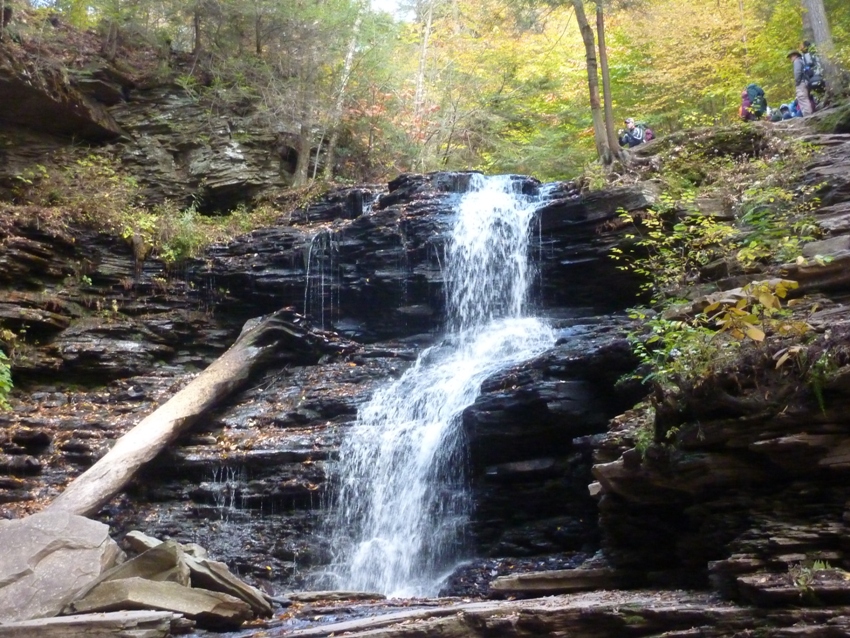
[0,610,185,638]
[0,511,122,622]
[68,577,252,630]
[184,554,272,617]
[489,568,635,595]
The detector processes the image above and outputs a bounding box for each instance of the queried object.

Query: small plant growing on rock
[626,309,732,390]
[0,326,14,410]
[807,351,838,414]
[736,183,822,269]
[704,280,807,343]
[611,192,737,304]
[789,560,840,600]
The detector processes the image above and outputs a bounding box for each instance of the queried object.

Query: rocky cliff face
[587,121,850,610]
[0,159,654,588]
[7,22,850,631]
[0,28,300,208]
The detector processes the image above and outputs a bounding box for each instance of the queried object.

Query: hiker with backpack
[740,84,767,121]
[801,41,826,92]
[801,40,826,107]
[618,118,654,148]
[787,50,815,116]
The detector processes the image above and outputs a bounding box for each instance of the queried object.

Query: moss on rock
[813,102,850,135]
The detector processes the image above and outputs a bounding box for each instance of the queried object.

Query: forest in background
[5,0,850,182]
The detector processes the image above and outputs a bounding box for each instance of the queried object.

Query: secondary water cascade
[321,174,556,597]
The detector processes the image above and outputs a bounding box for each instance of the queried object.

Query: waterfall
[323,174,555,597]
[303,230,340,330]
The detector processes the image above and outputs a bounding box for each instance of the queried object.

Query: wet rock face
[535,184,655,312]
[199,173,651,342]
[464,320,642,558]
[0,170,656,592]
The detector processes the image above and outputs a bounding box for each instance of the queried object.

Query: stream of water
[322,175,555,597]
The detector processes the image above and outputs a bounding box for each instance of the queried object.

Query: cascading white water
[303,230,340,329]
[323,174,555,597]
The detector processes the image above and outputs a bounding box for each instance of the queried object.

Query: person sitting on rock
[618,118,646,148]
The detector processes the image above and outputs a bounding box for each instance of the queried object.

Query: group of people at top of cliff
[618,40,825,150]
[740,40,826,123]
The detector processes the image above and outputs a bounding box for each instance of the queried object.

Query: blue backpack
[746,84,767,117]
[802,52,825,91]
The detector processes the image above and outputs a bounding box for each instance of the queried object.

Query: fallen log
[46,308,350,518]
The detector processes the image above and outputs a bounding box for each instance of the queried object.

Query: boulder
[70,540,192,605]
[67,577,252,630]
[0,511,123,622]
[184,555,272,617]
[120,531,270,617]
[122,530,165,554]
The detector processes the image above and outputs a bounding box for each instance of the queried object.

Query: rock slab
[489,568,634,595]
[0,610,185,638]
[0,511,123,622]
[68,577,252,630]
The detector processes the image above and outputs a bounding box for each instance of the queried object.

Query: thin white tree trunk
[414,0,435,124]
[572,0,610,164]
[323,3,365,180]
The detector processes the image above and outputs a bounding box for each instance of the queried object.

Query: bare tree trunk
[0,0,5,41]
[312,128,325,181]
[801,0,841,92]
[323,4,365,181]
[596,2,622,163]
[45,309,345,518]
[294,78,315,186]
[193,4,203,56]
[572,0,610,164]
[802,2,814,43]
[255,14,263,56]
[414,0,435,125]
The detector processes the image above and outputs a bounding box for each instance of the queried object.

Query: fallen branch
[46,308,349,518]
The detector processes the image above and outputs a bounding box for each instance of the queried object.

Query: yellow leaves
[704,280,802,344]
[743,325,766,342]
[774,345,804,370]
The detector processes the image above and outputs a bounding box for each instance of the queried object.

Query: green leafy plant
[736,184,822,269]
[0,326,14,410]
[626,309,730,390]
[0,353,11,410]
[808,351,838,415]
[611,191,737,304]
[789,560,839,599]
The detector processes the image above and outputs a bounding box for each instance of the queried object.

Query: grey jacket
[793,57,806,86]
